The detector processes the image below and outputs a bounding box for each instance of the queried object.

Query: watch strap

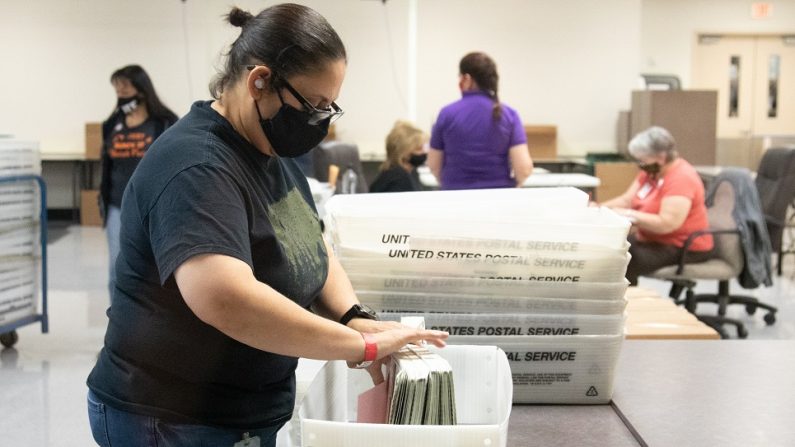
[340,304,376,326]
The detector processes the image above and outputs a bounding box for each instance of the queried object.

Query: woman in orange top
[600,126,713,285]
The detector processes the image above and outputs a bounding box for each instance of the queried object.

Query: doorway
[692,34,795,169]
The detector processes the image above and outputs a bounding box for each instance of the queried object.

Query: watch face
[358,304,377,319]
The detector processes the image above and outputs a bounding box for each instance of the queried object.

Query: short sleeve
[430,111,447,151]
[147,165,251,285]
[508,109,527,147]
[662,168,699,201]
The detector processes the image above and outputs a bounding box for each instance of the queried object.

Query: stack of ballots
[0,140,42,328]
[384,345,456,425]
[324,187,631,404]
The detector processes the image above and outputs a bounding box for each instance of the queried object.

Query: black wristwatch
[339,304,378,326]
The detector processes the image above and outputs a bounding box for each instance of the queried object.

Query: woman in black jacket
[100,65,178,300]
[369,120,428,193]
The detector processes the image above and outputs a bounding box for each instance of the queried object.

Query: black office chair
[648,171,777,339]
[754,147,795,276]
[312,141,369,193]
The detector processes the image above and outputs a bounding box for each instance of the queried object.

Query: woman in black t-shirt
[99,65,177,300]
[87,5,447,447]
[369,120,428,193]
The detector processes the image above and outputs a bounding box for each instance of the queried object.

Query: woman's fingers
[367,359,386,385]
[412,329,448,347]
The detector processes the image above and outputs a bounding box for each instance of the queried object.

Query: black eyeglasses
[246,65,344,126]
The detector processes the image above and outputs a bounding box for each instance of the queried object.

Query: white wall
[1,0,641,159]
[416,0,641,156]
[641,0,795,87]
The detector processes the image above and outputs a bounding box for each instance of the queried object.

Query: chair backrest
[707,179,744,274]
[754,147,795,251]
[312,141,369,193]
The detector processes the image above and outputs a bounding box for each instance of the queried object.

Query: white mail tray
[299,345,513,447]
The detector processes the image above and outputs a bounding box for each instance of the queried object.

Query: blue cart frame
[0,175,48,348]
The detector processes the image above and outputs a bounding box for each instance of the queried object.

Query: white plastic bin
[328,211,631,252]
[299,345,513,447]
[0,256,37,325]
[0,141,41,176]
[358,291,627,315]
[378,312,625,336]
[339,253,630,283]
[450,335,624,404]
[348,274,628,301]
[324,187,589,220]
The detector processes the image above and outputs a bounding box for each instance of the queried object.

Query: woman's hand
[613,207,638,223]
[347,327,449,384]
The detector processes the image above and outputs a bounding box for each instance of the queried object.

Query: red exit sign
[751,2,773,19]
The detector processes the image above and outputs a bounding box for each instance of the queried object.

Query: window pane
[728,56,740,117]
[768,55,780,118]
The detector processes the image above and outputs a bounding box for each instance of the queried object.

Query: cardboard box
[80,189,102,226]
[594,161,638,202]
[85,122,102,160]
[524,125,557,160]
[299,345,513,447]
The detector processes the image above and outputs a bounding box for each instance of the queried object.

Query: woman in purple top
[428,52,533,190]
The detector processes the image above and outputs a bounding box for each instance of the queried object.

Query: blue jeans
[105,205,122,303]
[87,390,283,447]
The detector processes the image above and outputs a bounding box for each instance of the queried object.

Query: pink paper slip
[356,380,388,424]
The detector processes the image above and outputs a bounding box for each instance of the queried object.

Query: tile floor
[0,224,793,446]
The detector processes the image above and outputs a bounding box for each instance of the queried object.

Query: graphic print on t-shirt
[265,187,327,298]
[110,131,154,159]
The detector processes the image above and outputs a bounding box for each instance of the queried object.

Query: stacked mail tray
[325,188,630,403]
[0,140,46,345]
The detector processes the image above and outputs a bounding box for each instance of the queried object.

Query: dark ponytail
[210,3,347,98]
[459,52,501,120]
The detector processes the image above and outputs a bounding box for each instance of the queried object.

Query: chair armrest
[675,228,740,275]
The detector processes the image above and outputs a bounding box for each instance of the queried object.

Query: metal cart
[0,174,48,348]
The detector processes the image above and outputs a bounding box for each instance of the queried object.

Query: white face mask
[117,96,139,115]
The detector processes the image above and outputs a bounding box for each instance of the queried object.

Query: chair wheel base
[764,313,776,325]
[0,331,19,348]
[745,304,757,315]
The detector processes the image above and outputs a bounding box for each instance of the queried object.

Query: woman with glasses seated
[599,126,714,285]
[86,5,447,446]
[369,120,428,193]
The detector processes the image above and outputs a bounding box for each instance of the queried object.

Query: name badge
[637,183,652,199]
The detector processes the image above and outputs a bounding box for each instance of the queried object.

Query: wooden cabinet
[524,125,557,160]
[631,91,718,166]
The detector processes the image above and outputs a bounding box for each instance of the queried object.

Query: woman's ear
[247,65,273,98]
[459,74,474,91]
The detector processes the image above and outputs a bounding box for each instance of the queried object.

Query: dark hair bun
[228,7,254,28]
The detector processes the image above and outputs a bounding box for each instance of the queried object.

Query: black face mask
[255,99,329,158]
[638,162,661,175]
[117,96,139,115]
[408,153,428,167]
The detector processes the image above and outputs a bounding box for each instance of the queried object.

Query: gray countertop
[509,340,795,446]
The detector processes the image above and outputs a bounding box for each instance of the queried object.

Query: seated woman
[600,126,713,285]
[369,120,428,193]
